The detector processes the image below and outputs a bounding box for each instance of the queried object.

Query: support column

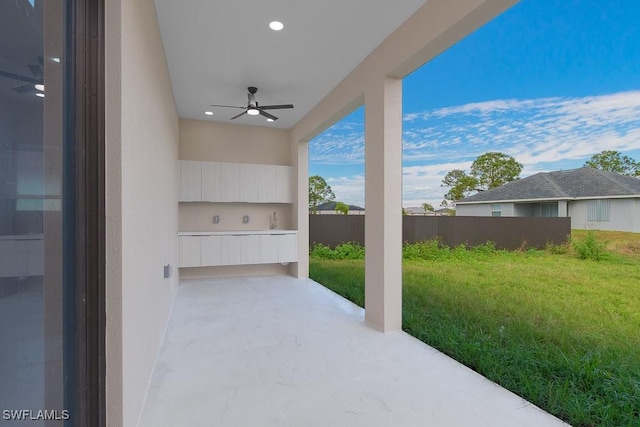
[364,77,403,332]
[293,139,309,278]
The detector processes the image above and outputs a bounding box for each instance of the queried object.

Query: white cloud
[313,90,640,206]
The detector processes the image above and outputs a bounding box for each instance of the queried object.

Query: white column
[364,77,403,332]
[292,140,309,278]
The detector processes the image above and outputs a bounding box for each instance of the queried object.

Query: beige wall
[180,119,291,165]
[179,119,297,276]
[106,0,179,425]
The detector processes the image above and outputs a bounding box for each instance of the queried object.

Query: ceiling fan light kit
[210,86,294,122]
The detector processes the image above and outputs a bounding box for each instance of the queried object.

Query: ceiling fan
[211,86,293,122]
[0,56,44,95]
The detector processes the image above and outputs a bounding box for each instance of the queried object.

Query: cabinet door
[257,165,276,203]
[240,235,261,264]
[221,235,242,265]
[275,166,293,203]
[278,234,298,263]
[201,161,222,202]
[179,160,202,202]
[240,164,259,202]
[178,236,201,267]
[259,234,279,264]
[219,163,240,202]
[200,235,222,266]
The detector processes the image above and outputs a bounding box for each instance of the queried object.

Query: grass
[309,232,640,427]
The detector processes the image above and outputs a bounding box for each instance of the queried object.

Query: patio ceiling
[153,0,427,129]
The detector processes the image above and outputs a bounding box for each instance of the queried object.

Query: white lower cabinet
[221,235,243,265]
[278,234,297,263]
[178,236,201,267]
[259,235,279,264]
[179,232,298,267]
[200,235,222,266]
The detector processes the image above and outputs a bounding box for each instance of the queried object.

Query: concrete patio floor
[138,275,569,427]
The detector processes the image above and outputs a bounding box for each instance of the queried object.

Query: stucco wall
[569,199,640,232]
[178,119,295,277]
[106,0,179,425]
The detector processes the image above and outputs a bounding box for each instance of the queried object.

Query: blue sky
[309,0,640,208]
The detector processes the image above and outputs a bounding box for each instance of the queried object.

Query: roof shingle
[458,168,640,203]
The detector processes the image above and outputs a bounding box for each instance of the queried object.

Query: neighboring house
[405,207,453,216]
[435,208,455,216]
[456,168,640,232]
[404,206,434,215]
[315,201,365,215]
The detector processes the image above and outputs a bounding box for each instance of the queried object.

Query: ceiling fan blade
[259,104,294,110]
[230,111,247,120]
[259,110,278,121]
[210,104,246,109]
[13,84,35,94]
[0,69,39,84]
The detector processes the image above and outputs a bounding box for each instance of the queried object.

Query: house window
[587,199,611,221]
[491,204,502,217]
[540,202,558,217]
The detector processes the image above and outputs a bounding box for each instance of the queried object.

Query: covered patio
[138,276,567,427]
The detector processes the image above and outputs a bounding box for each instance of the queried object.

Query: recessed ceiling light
[266,118,274,122]
[36,92,45,98]
[35,84,44,92]
[205,111,214,116]
[247,108,260,116]
[269,21,284,31]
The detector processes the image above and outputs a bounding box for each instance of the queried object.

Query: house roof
[458,168,640,204]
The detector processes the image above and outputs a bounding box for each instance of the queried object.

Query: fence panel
[309,215,570,250]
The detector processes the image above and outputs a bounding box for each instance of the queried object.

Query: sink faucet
[270,211,278,229]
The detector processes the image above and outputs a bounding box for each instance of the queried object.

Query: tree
[584,150,640,177]
[309,175,335,213]
[421,202,434,213]
[470,152,523,189]
[335,202,349,215]
[442,152,522,204]
[441,169,479,203]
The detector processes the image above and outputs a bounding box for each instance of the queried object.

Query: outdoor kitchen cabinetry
[178,231,298,267]
[179,160,293,203]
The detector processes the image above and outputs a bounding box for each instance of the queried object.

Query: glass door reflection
[0,0,68,425]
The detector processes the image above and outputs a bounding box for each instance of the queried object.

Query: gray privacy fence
[309,215,571,250]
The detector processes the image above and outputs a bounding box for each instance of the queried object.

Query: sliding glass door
[0,1,74,425]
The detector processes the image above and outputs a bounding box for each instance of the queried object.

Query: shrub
[471,241,497,256]
[310,242,364,260]
[403,240,447,260]
[572,231,610,261]
[333,242,365,260]
[546,241,570,255]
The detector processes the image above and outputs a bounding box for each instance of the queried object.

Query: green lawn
[309,233,640,427]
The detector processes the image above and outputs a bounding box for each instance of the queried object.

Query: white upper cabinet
[240,164,259,202]
[179,160,202,202]
[180,160,293,204]
[202,162,240,202]
[257,165,277,203]
[275,166,293,203]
